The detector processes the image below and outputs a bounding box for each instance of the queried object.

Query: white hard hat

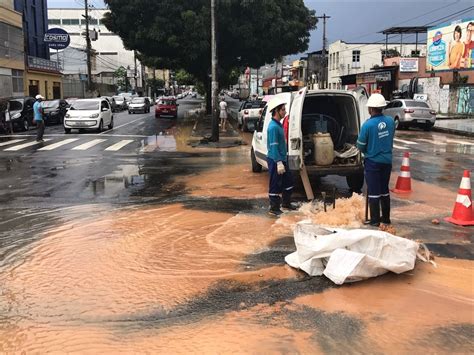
[366,93,387,108]
[267,96,287,112]
[35,94,45,100]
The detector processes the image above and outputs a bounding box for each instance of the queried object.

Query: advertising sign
[400,58,419,72]
[426,18,474,72]
[44,28,70,50]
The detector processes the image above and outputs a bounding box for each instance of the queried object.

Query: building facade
[327,40,427,90]
[0,0,25,98]
[47,8,143,92]
[13,0,62,99]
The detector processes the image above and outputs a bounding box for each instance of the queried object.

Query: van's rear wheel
[251,148,262,173]
[346,173,364,193]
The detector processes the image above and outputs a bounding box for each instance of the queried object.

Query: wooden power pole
[210,0,219,141]
[84,0,92,91]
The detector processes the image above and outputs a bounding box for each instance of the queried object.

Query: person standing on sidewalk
[266,97,295,217]
[357,93,395,226]
[33,94,45,142]
[219,97,228,132]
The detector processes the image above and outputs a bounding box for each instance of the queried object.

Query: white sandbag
[285,220,419,284]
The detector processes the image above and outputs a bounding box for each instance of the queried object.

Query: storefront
[25,56,62,99]
[341,66,397,99]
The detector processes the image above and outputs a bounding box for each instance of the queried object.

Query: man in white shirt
[219,98,228,132]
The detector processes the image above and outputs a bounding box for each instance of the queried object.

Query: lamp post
[210,0,219,141]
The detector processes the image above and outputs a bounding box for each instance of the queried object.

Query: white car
[64,98,114,133]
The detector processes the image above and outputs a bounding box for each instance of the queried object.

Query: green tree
[175,69,196,86]
[113,66,130,92]
[103,0,316,104]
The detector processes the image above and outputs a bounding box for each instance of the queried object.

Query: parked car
[42,99,69,125]
[238,100,267,132]
[383,99,436,131]
[64,98,114,133]
[112,95,127,111]
[251,87,370,193]
[155,97,178,119]
[7,97,35,131]
[128,97,150,114]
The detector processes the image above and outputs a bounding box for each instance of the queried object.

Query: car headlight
[89,113,99,118]
[65,113,71,118]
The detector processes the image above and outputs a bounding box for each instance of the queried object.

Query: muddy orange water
[0,146,472,353]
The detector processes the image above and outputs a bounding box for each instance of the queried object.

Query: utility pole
[84,0,92,91]
[274,59,278,94]
[317,14,330,89]
[134,50,138,93]
[210,0,219,141]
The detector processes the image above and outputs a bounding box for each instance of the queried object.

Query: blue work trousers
[364,158,392,202]
[267,158,293,205]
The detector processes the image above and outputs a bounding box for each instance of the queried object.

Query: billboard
[426,18,474,72]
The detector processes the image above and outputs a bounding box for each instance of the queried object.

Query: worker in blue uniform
[266,97,296,216]
[357,93,395,226]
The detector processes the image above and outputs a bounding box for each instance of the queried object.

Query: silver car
[383,99,436,131]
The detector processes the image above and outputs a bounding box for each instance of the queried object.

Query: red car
[155,98,178,119]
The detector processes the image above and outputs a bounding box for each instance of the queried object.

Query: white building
[47,8,143,91]
[327,40,427,89]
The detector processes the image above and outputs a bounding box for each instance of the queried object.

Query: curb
[432,126,474,138]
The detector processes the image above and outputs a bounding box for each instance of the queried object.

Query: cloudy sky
[47,0,473,53]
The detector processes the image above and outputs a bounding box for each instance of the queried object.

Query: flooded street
[0,98,473,353]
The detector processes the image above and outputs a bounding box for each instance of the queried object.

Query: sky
[48,0,473,55]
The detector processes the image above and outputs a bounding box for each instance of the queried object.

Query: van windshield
[70,100,100,110]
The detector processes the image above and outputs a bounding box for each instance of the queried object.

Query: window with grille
[352,50,361,68]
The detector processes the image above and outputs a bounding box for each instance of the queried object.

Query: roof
[381,26,429,34]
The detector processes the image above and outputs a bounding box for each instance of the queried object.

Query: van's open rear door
[352,86,370,127]
[288,87,307,170]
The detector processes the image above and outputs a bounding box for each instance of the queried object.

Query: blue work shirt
[357,114,395,164]
[33,101,43,121]
[267,118,287,162]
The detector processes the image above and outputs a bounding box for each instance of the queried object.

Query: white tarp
[285,221,419,285]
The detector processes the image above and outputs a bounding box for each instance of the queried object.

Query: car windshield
[160,100,176,106]
[244,101,264,109]
[405,101,429,108]
[9,100,23,111]
[70,100,99,110]
[42,100,60,108]
[113,96,123,101]
[132,98,145,103]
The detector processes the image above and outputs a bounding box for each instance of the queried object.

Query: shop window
[48,19,61,25]
[29,80,39,97]
[62,19,80,25]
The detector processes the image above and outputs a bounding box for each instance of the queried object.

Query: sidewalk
[188,112,244,148]
[433,117,474,137]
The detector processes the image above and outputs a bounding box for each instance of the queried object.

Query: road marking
[446,139,474,146]
[393,144,409,150]
[100,115,148,135]
[71,139,107,150]
[394,138,418,145]
[38,138,79,151]
[0,139,26,147]
[416,138,446,146]
[4,139,52,151]
[105,139,134,151]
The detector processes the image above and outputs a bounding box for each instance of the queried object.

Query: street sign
[44,28,70,50]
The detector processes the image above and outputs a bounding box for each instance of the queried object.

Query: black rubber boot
[380,196,391,224]
[281,193,297,211]
[269,198,283,217]
[369,200,381,227]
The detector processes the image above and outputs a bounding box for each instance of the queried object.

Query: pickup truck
[237,100,267,132]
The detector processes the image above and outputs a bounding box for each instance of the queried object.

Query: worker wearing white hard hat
[356,92,395,226]
[33,94,45,142]
[266,96,295,217]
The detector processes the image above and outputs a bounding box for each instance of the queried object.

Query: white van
[250,87,370,192]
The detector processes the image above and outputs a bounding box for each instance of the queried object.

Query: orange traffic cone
[445,170,474,226]
[392,152,412,193]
